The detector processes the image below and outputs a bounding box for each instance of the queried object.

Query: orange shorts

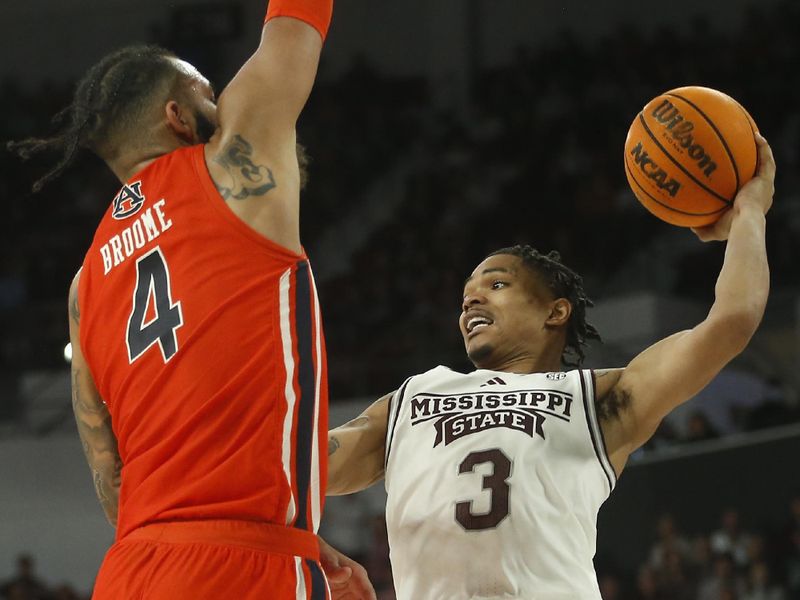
[92,520,330,599]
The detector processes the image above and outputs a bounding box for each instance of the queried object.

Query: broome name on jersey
[409,389,573,447]
[100,188,173,276]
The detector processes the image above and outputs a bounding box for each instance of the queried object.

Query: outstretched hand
[692,134,775,242]
[318,536,377,600]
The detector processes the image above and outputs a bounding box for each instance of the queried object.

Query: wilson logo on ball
[629,142,681,197]
[624,86,758,228]
[652,100,718,178]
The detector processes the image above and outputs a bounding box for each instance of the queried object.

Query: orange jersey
[78,145,328,543]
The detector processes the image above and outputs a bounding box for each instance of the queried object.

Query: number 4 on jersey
[126,247,183,363]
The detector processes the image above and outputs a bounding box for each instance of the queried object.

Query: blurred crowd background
[1,0,799,597]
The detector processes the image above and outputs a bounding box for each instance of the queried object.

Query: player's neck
[108,129,193,183]
[478,346,564,375]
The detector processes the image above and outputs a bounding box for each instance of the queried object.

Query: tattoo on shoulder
[328,436,340,456]
[213,135,277,200]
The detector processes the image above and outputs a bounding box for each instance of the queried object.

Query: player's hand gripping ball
[624,86,759,227]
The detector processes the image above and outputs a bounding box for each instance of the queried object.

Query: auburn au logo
[112,181,146,220]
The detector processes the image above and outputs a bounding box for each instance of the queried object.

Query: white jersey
[384,367,616,600]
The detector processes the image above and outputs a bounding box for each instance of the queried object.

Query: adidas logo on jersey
[480,377,506,387]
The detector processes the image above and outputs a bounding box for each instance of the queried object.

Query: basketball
[624,86,759,227]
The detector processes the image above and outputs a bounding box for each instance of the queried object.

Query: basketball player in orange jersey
[8,1,374,598]
[325,137,774,598]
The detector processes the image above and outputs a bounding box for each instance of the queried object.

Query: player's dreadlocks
[7,45,183,193]
[489,245,601,367]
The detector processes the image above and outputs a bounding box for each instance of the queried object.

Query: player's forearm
[77,420,122,526]
[93,460,121,527]
[326,396,390,495]
[708,202,769,341]
[75,414,121,526]
[218,0,332,141]
[327,429,385,496]
[71,373,122,526]
[265,0,334,41]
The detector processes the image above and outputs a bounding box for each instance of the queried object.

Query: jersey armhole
[580,369,617,493]
[190,145,307,262]
[384,376,413,470]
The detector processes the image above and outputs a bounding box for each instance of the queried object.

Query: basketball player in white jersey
[326,135,775,599]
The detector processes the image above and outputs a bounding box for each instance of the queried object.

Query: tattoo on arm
[93,471,109,503]
[69,285,80,324]
[328,436,340,456]
[71,366,121,526]
[328,416,373,456]
[213,135,277,200]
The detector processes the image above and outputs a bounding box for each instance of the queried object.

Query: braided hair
[8,45,184,192]
[489,245,601,367]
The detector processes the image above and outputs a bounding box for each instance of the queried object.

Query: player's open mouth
[466,316,493,334]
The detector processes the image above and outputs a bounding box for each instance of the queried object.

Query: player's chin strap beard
[195,111,216,144]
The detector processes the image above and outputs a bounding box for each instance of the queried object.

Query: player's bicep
[206,19,322,253]
[327,394,391,496]
[68,274,122,526]
[216,18,322,146]
[616,317,746,448]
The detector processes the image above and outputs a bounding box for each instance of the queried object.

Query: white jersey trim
[279,268,298,525]
[309,267,323,533]
[294,556,306,599]
[385,376,413,468]
[581,369,617,493]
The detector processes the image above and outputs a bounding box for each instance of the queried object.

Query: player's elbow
[327,463,384,496]
[327,454,358,496]
[326,465,350,496]
[327,451,385,496]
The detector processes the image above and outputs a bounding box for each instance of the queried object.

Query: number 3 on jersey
[126,247,183,364]
[455,448,512,531]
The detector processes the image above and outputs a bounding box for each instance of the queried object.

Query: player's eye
[491,281,508,290]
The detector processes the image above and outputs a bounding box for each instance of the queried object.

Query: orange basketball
[624,86,759,227]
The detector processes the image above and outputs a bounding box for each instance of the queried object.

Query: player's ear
[164,100,194,143]
[545,298,571,328]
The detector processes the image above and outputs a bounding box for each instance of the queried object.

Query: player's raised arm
[598,136,774,473]
[68,272,122,527]
[327,393,392,495]
[205,0,333,253]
